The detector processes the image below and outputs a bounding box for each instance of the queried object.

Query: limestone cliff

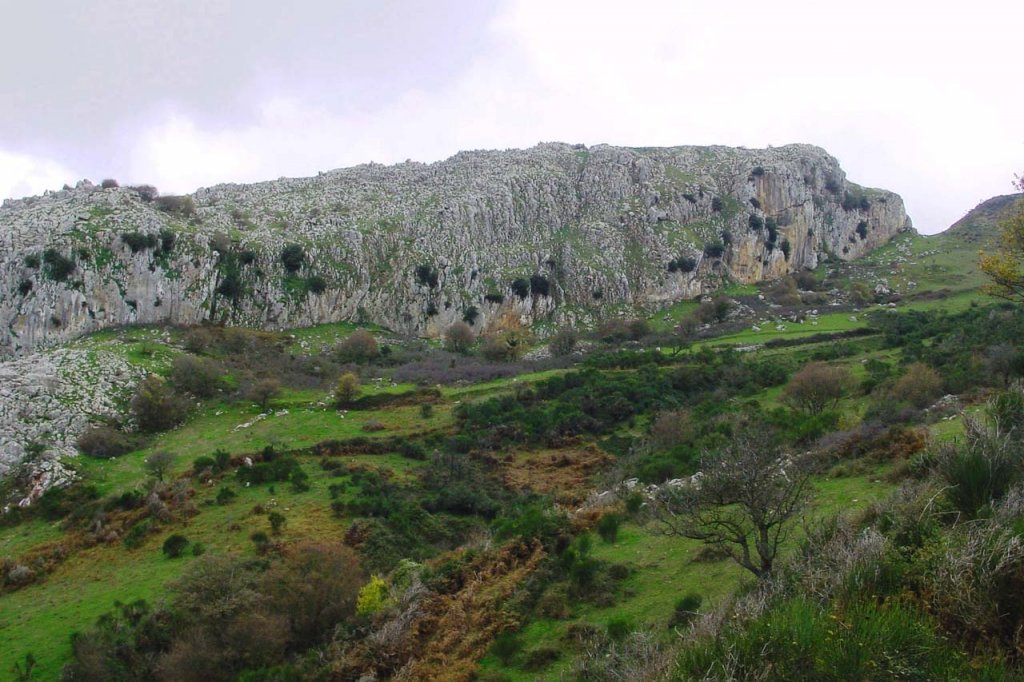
[0,142,911,357]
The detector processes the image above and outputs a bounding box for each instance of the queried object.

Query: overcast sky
[1,1,1020,234]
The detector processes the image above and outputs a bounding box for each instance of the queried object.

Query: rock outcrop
[0,142,911,357]
[0,347,145,505]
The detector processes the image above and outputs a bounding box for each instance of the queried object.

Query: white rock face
[0,142,909,358]
[0,348,146,504]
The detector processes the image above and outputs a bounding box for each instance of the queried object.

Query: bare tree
[444,322,475,354]
[145,451,176,483]
[646,431,810,579]
[248,378,282,412]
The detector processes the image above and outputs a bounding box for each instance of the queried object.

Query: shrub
[131,375,190,432]
[192,455,216,475]
[280,244,305,273]
[419,403,434,419]
[131,184,159,202]
[668,593,703,628]
[23,254,40,269]
[42,248,75,282]
[530,274,551,297]
[216,487,237,505]
[163,534,189,558]
[355,574,390,615]
[334,372,360,406]
[711,197,723,212]
[159,228,177,252]
[522,646,560,671]
[678,598,971,680]
[596,513,621,543]
[890,363,944,409]
[856,220,869,239]
[549,328,578,357]
[703,241,725,258]
[462,305,480,325]
[445,322,475,354]
[399,441,427,460]
[491,632,523,665]
[77,425,140,458]
[101,178,119,189]
[749,214,764,230]
[668,255,698,273]
[484,291,504,304]
[154,194,196,217]
[480,335,511,362]
[335,330,379,363]
[121,231,159,253]
[170,355,224,398]
[606,617,633,641]
[305,275,327,294]
[782,362,854,415]
[415,264,439,288]
[268,512,286,535]
[511,277,530,299]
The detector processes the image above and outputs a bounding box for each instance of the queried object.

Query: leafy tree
[782,362,853,415]
[647,428,810,579]
[334,372,361,406]
[248,378,282,412]
[980,174,1024,301]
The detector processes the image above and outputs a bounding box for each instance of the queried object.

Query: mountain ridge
[0,142,910,357]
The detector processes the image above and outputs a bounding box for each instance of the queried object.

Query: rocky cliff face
[0,142,910,357]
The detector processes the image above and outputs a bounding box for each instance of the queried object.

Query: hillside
[0,143,909,357]
[8,171,1024,682]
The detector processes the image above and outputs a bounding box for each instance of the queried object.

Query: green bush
[415,263,440,288]
[162,534,189,558]
[216,487,237,505]
[121,231,159,253]
[491,632,522,665]
[937,433,1019,518]
[668,592,703,628]
[595,513,621,543]
[42,248,75,281]
[280,244,305,273]
[679,597,974,681]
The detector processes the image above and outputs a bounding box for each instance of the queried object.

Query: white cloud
[0,149,78,203]
[9,0,1024,234]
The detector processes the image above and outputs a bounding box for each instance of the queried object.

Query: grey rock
[0,142,909,358]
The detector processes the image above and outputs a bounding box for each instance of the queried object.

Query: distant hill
[945,193,1024,245]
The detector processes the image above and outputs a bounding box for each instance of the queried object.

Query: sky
[1,1,1020,234]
